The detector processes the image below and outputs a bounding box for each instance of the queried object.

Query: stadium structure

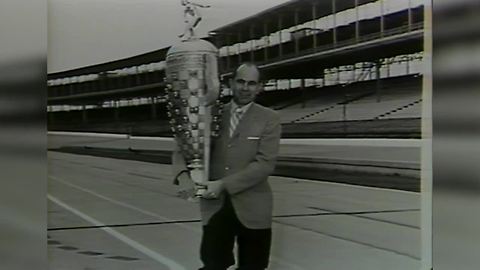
[47,0,425,138]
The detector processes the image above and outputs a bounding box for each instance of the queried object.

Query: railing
[222,22,424,74]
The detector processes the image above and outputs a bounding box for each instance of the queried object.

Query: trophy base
[194,185,207,197]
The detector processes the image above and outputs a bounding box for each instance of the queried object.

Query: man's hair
[232,62,261,82]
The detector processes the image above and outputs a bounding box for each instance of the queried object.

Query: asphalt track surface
[47,133,423,270]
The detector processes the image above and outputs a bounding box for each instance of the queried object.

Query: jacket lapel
[216,103,231,144]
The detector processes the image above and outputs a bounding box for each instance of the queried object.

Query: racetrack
[48,133,422,270]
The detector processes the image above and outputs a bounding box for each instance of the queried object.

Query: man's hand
[202,180,225,199]
[176,187,195,200]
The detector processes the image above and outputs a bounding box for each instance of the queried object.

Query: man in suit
[173,63,281,270]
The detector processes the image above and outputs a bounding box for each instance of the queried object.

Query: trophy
[166,1,223,197]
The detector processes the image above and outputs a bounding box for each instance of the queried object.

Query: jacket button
[225,166,230,170]
[228,144,232,148]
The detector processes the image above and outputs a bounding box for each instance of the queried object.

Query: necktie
[229,109,243,137]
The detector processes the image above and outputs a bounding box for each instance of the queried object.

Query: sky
[0,1,46,65]
[47,0,290,73]
[47,0,425,74]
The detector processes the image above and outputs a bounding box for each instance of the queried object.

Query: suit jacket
[172,102,281,229]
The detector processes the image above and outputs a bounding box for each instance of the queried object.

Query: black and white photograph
[46,0,431,269]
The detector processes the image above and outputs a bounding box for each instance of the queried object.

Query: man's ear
[256,83,264,95]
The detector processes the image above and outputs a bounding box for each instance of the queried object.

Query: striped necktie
[229,109,243,137]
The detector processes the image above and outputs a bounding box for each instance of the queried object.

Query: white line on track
[48,194,186,270]
[129,136,174,142]
[48,131,128,139]
[50,175,305,270]
[280,138,422,147]
[49,175,200,233]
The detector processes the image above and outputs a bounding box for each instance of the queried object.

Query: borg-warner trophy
[166,1,223,198]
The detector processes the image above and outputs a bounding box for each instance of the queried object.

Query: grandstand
[47,0,425,138]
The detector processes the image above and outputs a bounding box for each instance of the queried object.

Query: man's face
[231,65,261,106]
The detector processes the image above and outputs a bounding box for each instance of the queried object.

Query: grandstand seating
[277,75,422,123]
[377,99,422,119]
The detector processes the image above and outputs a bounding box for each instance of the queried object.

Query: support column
[352,65,356,82]
[408,0,413,31]
[375,60,382,102]
[406,55,410,74]
[237,33,242,64]
[135,67,141,85]
[294,8,299,54]
[332,0,337,47]
[98,74,108,90]
[380,0,385,37]
[386,58,391,77]
[278,15,283,57]
[226,36,231,70]
[48,107,54,125]
[336,67,340,84]
[355,0,359,42]
[263,23,269,61]
[300,79,306,108]
[81,105,87,124]
[320,69,325,87]
[312,3,317,49]
[342,75,348,124]
[114,101,120,122]
[249,25,254,62]
[150,97,157,120]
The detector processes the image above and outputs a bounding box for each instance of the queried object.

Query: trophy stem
[189,166,206,197]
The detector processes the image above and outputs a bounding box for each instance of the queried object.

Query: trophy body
[166,39,222,197]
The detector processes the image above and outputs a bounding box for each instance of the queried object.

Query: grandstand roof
[206,0,377,47]
[48,83,166,106]
[48,47,170,80]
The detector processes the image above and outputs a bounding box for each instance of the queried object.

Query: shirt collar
[230,101,253,115]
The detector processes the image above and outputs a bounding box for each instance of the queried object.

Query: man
[173,63,281,270]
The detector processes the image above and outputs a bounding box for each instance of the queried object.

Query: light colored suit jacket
[172,102,281,229]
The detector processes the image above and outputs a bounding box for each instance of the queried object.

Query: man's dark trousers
[199,194,271,270]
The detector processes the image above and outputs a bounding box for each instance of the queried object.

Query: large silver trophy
[166,1,223,197]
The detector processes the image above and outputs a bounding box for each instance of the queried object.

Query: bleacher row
[279,89,421,123]
[257,74,422,123]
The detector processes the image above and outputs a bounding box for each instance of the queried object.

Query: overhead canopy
[47,83,166,106]
[48,47,170,80]
[206,0,377,47]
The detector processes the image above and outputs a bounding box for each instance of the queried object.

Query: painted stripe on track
[48,131,128,139]
[49,174,305,270]
[280,138,422,147]
[49,175,199,233]
[48,194,186,270]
